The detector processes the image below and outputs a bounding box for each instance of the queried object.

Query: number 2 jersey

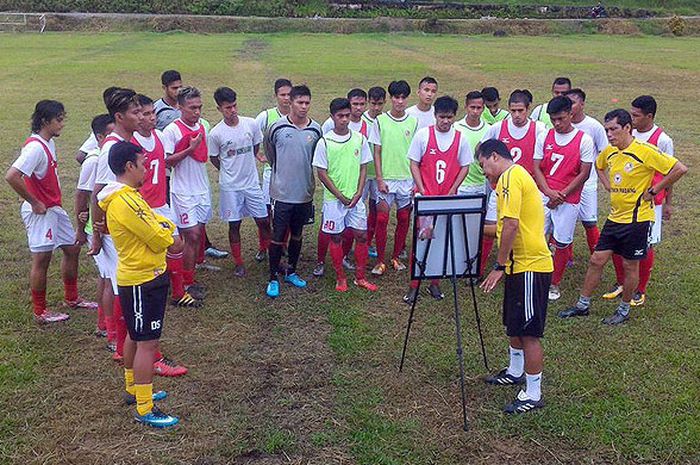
[482,119,547,176]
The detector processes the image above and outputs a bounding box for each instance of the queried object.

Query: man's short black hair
[31,100,65,133]
[330,97,351,115]
[465,90,484,103]
[419,76,438,88]
[106,88,138,118]
[477,139,512,160]
[91,114,114,138]
[604,109,633,128]
[434,95,458,115]
[274,78,292,94]
[161,70,182,87]
[631,95,657,117]
[347,88,367,100]
[290,85,311,101]
[481,87,500,102]
[136,94,154,107]
[388,80,411,98]
[565,88,586,102]
[368,86,386,101]
[547,95,573,115]
[553,77,572,88]
[108,141,142,176]
[102,87,121,107]
[214,87,237,106]
[508,89,531,107]
[177,86,201,106]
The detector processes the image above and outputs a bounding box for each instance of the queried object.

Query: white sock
[506,346,524,377]
[525,372,542,401]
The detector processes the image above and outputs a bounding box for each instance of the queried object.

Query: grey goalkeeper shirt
[265,116,322,204]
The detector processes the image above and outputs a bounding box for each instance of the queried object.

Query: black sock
[287,237,303,274]
[269,243,283,281]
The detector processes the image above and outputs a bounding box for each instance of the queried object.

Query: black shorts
[503,271,550,338]
[596,220,650,260]
[271,200,314,242]
[118,273,170,342]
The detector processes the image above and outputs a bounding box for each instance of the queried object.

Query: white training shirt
[76,149,100,191]
[12,134,55,179]
[633,125,674,155]
[79,132,99,154]
[533,129,596,168]
[95,132,125,185]
[573,115,608,189]
[530,104,547,123]
[162,119,210,195]
[407,126,473,166]
[406,104,435,130]
[208,116,263,192]
[482,119,547,142]
[312,130,373,170]
[132,129,165,153]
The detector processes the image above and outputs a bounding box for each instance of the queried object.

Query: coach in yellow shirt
[478,139,553,415]
[559,109,687,325]
[98,141,180,428]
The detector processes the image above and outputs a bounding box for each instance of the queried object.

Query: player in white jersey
[530,77,572,128]
[362,86,387,259]
[75,87,120,165]
[209,87,271,278]
[406,76,438,130]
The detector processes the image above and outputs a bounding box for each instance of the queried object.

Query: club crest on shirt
[306,134,314,143]
[354,148,360,157]
[624,162,634,173]
[405,130,411,138]
[613,173,623,185]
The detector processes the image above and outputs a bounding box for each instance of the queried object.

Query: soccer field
[1,32,699,465]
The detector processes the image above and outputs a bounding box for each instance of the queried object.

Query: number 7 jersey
[131,129,167,209]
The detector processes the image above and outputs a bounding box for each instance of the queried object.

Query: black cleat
[485,368,525,386]
[558,306,590,319]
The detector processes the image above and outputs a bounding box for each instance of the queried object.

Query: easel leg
[399,279,422,372]
[469,278,489,371]
[451,275,469,431]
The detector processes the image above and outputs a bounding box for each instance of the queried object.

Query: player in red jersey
[532,96,595,301]
[403,96,472,303]
[6,100,96,323]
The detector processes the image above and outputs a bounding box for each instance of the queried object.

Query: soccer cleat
[312,263,325,277]
[153,357,188,377]
[266,280,280,298]
[106,341,117,353]
[371,263,387,276]
[403,287,419,304]
[196,261,222,272]
[630,291,646,307]
[123,390,167,406]
[233,265,247,278]
[284,273,307,288]
[602,310,629,326]
[602,283,623,300]
[485,368,526,386]
[354,279,378,292]
[548,284,561,301]
[95,328,108,338]
[391,258,407,272]
[185,284,206,301]
[398,249,408,260]
[368,246,378,258]
[558,306,590,319]
[427,283,444,300]
[64,297,98,310]
[171,292,203,308]
[335,279,348,292]
[342,257,356,271]
[255,250,267,262]
[205,246,229,259]
[134,405,179,428]
[112,352,123,363]
[504,391,545,414]
[34,311,70,324]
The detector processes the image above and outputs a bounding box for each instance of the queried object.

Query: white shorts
[376,179,413,210]
[543,196,580,245]
[362,179,378,202]
[262,166,272,206]
[170,191,212,229]
[97,234,119,295]
[219,187,268,222]
[321,199,367,234]
[578,187,598,223]
[152,204,179,237]
[21,203,76,253]
[458,183,487,196]
[485,190,498,223]
[650,204,663,245]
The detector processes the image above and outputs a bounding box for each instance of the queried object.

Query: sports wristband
[493,263,506,271]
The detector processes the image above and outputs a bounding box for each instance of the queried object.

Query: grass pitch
[0,32,699,465]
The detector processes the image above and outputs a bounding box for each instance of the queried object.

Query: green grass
[0,32,699,465]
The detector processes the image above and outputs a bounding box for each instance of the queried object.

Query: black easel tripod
[398,195,489,431]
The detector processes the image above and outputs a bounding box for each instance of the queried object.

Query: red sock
[63,277,78,302]
[354,241,368,280]
[367,203,377,245]
[552,245,572,285]
[480,237,494,276]
[196,229,206,265]
[97,305,106,331]
[31,289,47,316]
[257,224,270,252]
[585,225,600,254]
[114,297,126,357]
[167,252,185,299]
[154,349,163,360]
[342,228,354,258]
[317,230,331,263]
[182,269,195,287]
[105,315,116,342]
[329,240,346,281]
[638,248,654,293]
[375,210,389,264]
[409,252,419,289]
[231,241,244,266]
[612,254,625,285]
[393,208,411,259]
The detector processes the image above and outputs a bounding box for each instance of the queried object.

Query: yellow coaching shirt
[496,164,553,275]
[596,139,677,224]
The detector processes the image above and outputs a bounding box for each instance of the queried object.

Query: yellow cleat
[602,284,623,300]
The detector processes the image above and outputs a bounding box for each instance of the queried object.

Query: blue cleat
[284,273,307,288]
[123,390,168,406]
[368,246,378,258]
[134,406,179,428]
[266,280,280,298]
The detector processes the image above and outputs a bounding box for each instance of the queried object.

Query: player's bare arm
[373,144,388,193]
[481,216,519,293]
[449,165,470,195]
[75,188,91,245]
[532,159,564,206]
[409,160,425,195]
[560,161,592,199]
[349,164,368,209]
[642,160,687,202]
[5,167,47,214]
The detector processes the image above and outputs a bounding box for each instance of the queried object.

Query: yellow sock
[134,383,154,416]
[124,368,135,395]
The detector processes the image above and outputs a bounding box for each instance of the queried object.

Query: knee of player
[588,251,608,268]
[169,237,184,254]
